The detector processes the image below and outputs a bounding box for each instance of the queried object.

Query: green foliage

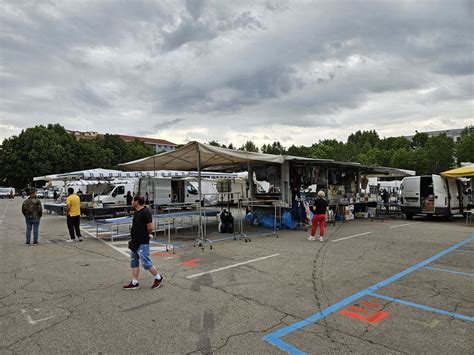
[208,140,221,147]
[456,126,474,163]
[0,124,81,188]
[0,124,155,188]
[239,141,259,152]
[1,125,470,188]
[261,141,286,155]
[422,134,455,174]
[411,132,429,148]
[347,130,380,148]
[286,144,312,158]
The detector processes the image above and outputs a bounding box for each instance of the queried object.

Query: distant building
[67,130,176,153]
[404,128,464,142]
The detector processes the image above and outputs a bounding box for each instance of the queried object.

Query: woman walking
[308,190,328,242]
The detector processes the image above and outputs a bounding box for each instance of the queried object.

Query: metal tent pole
[153,157,157,241]
[197,145,204,249]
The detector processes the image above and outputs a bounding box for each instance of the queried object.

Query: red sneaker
[122,281,140,290]
[151,277,163,289]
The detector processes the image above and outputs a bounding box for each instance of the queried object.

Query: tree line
[208,126,473,175]
[1,124,472,189]
[0,124,155,188]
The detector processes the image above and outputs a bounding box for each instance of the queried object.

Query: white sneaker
[307,236,316,241]
[78,237,83,242]
[65,239,75,243]
[319,236,324,242]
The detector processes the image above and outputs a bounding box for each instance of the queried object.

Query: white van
[95,182,136,205]
[400,175,468,220]
[138,177,219,206]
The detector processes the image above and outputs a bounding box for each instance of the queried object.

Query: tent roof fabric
[120,141,285,170]
[441,165,474,177]
[33,167,238,182]
[119,141,332,171]
[119,141,412,177]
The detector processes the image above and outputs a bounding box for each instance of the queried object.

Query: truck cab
[95,183,135,205]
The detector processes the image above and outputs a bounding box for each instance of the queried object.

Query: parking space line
[423,266,474,277]
[186,254,280,279]
[389,222,420,229]
[370,293,474,322]
[0,204,9,224]
[262,234,474,354]
[455,249,474,254]
[331,232,372,243]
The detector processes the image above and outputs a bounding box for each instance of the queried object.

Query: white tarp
[119,141,287,171]
[34,168,238,181]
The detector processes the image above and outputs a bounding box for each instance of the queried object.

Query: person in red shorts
[308,190,328,242]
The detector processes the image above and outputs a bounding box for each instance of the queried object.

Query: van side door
[401,177,420,207]
[432,175,448,210]
[446,178,461,214]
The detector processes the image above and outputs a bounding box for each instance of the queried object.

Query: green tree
[456,126,474,163]
[0,124,81,188]
[77,138,114,169]
[422,134,455,174]
[287,144,312,158]
[389,148,417,171]
[126,139,155,161]
[347,130,380,148]
[239,141,259,152]
[261,141,286,155]
[379,136,411,151]
[411,132,429,148]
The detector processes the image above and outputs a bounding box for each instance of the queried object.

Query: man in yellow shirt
[66,187,82,242]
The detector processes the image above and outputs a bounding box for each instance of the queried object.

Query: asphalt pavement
[0,198,472,354]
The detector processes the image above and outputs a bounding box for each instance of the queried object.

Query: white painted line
[390,222,420,229]
[80,228,130,258]
[331,232,372,243]
[0,204,9,224]
[186,254,280,279]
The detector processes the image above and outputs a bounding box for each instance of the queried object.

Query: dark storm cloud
[0,0,472,145]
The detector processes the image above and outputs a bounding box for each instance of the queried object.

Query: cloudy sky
[0,0,472,146]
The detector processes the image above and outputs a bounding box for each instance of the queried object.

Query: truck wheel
[405,213,413,220]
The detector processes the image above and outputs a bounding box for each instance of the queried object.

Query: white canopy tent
[34,168,238,182]
[119,142,301,240]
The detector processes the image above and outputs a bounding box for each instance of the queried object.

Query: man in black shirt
[308,190,329,242]
[123,195,163,290]
[126,191,133,206]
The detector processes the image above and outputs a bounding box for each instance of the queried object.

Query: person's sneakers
[33,242,38,246]
[151,277,164,289]
[319,236,324,242]
[25,243,31,246]
[123,282,140,290]
[78,237,83,242]
[307,236,316,241]
[65,239,76,243]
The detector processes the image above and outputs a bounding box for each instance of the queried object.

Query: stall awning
[441,165,474,177]
[34,168,238,182]
[119,141,288,171]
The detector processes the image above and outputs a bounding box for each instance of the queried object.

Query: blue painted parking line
[370,293,474,322]
[423,266,474,277]
[262,235,474,354]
